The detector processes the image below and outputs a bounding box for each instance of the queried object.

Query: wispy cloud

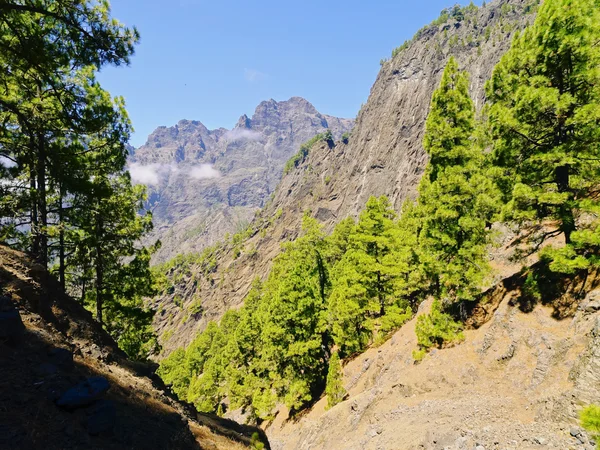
[128,162,220,186]
[189,164,221,180]
[129,163,163,186]
[224,128,262,142]
[244,68,268,83]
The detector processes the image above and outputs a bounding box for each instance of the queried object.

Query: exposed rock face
[151,0,539,356]
[131,97,353,263]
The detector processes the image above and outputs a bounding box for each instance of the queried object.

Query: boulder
[56,377,110,410]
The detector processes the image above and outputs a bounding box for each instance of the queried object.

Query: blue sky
[99,1,483,147]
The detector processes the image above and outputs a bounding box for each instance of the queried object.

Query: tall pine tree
[487,0,600,271]
[417,57,497,305]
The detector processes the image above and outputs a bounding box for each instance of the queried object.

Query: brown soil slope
[267,270,600,450]
[0,245,267,450]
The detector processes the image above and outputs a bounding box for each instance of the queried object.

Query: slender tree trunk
[58,182,65,290]
[29,166,39,256]
[36,133,48,267]
[377,271,385,316]
[556,164,575,244]
[95,215,104,325]
[81,276,87,306]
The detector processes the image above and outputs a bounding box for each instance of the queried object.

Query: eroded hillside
[0,245,269,450]
[267,268,600,450]
[151,0,540,356]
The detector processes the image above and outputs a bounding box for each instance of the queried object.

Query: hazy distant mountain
[130,97,353,263]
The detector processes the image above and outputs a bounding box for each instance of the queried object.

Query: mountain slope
[0,245,269,450]
[151,0,540,356]
[267,269,600,449]
[131,97,353,263]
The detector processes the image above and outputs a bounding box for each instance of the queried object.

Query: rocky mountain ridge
[131,97,353,263]
[151,0,540,356]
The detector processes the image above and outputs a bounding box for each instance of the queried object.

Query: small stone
[571,428,582,437]
[56,377,110,409]
[475,446,485,450]
[584,300,600,313]
[534,437,548,446]
[86,400,116,435]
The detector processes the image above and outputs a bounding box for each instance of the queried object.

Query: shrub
[325,351,347,409]
[284,132,330,174]
[413,300,464,360]
[581,405,600,449]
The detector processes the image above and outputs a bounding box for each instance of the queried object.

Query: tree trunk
[377,271,385,316]
[36,132,48,267]
[555,164,575,244]
[29,166,39,257]
[95,216,104,326]
[58,182,65,290]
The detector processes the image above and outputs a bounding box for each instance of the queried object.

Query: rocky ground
[0,245,268,450]
[266,269,600,450]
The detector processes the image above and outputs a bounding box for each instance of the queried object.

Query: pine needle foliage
[487,0,600,272]
[325,351,347,410]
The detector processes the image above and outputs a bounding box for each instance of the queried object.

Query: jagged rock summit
[131,97,353,263]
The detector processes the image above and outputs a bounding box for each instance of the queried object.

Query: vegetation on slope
[158,0,600,423]
[283,130,334,174]
[0,1,158,360]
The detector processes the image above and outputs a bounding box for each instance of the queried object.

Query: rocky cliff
[131,97,353,263]
[150,0,540,356]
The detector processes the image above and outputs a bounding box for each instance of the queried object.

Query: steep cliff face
[151,0,539,355]
[131,97,353,263]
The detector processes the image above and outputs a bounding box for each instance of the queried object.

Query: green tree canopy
[487,0,600,271]
[417,57,497,305]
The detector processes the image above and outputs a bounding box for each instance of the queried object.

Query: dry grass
[189,422,250,450]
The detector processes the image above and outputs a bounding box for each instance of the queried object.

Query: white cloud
[129,163,161,186]
[224,128,262,142]
[0,155,17,168]
[244,68,268,83]
[189,164,221,180]
[129,162,221,185]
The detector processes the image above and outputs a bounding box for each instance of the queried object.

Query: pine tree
[413,300,464,361]
[487,0,600,271]
[0,1,138,266]
[258,214,331,413]
[417,57,497,305]
[328,196,410,355]
[325,351,346,410]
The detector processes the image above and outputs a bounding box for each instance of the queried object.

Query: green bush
[581,405,600,449]
[283,132,332,174]
[413,300,464,360]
